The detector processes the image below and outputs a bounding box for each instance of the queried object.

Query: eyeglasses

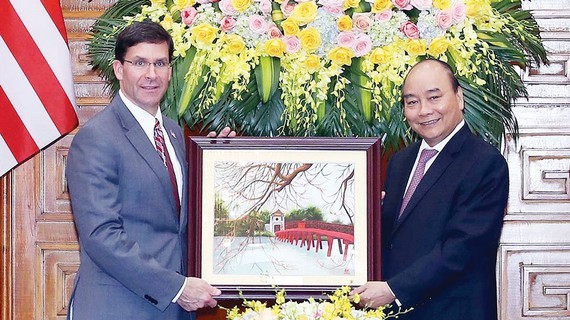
[123,59,171,70]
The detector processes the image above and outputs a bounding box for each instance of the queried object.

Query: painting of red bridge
[275,221,354,261]
[211,160,358,277]
[212,219,355,277]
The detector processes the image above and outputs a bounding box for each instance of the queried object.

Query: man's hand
[351,281,395,309]
[176,277,221,311]
[206,126,236,138]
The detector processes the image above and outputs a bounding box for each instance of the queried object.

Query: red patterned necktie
[399,148,438,218]
[154,118,180,215]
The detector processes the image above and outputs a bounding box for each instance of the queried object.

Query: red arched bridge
[274,221,354,261]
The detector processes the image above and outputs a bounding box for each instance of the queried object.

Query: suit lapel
[393,125,471,231]
[112,97,180,218]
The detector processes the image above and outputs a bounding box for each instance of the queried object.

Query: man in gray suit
[66,21,232,319]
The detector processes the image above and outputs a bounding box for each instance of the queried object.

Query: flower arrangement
[223,286,406,320]
[89,0,547,151]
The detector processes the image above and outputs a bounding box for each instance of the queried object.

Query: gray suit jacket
[66,96,193,320]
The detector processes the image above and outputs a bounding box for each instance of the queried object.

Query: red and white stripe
[0,0,78,177]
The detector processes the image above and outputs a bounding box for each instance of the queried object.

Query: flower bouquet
[224,286,407,320]
[88,0,547,151]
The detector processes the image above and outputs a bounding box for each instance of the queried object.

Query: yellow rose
[231,0,252,12]
[328,46,354,66]
[299,27,321,53]
[433,0,451,10]
[427,37,450,56]
[172,0,196,10]
[224,34,245,54]
[369,47,389,64]
[344,0,360,9]
[465,0,491,18]
[263,38,286,57]
[337,15,353,31]
[291,2,318,25]
[281,18,300,36]
[370,0,392,13]
[304,54,321,73]
[190,23,218,44]
[405,39,427,57]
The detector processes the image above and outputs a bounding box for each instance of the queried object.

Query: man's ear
[112,60,123,81]
[456,86,465,111]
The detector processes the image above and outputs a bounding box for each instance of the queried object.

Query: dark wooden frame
[187,137,382,300]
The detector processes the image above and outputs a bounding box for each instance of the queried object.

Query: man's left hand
[350,281,395,308]
[207,126,236,138]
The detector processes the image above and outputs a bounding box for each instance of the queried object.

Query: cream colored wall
[498,1,570,319]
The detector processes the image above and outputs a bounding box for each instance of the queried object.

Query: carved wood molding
[0,173,12,320]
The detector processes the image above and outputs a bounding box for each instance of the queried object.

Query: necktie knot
[418,148,438,165]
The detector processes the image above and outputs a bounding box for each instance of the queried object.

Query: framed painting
[187,137,382,299]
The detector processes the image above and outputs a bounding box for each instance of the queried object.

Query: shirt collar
[119,90,164,141]
[419,119,465,153]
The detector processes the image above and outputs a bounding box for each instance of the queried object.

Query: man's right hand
[176,277,221,311]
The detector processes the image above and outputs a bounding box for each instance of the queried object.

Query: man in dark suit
[352,59,509,320]
[66,21,232,319]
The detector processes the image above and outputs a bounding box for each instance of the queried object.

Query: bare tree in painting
[213,161,356,274]
[215,162,355,224]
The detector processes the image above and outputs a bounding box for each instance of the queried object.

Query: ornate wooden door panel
[498,1,570,319]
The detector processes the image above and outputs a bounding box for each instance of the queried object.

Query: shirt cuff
[172,277,187,303]
[386,282,402,307]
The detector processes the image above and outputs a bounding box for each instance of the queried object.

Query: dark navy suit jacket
[382,125,508,320]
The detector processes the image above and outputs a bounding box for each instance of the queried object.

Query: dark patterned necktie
[399,148,438,218]
[154,118,180,215]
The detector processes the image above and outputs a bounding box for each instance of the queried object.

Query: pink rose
[280,0,296,17]
[258,0,273,15]
[353,13,372,32]
[249,15,269,34]
[375,10,393,22]
[322,5,344,15]
[451,2,467,22]
[401,21,420,39]
[392,0,413,10]
[267,24,283,38]
[181,7,198,26]
[283,36,301,53]
[337,31,356,48]
[436,10,453,29]
[410,0,432,10]
[220,16,237,32]
[353,33,372,57]
[219,0,237,15]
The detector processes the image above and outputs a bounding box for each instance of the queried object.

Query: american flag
[0,0,78,177]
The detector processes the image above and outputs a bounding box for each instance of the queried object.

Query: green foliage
[286,206,324,222]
